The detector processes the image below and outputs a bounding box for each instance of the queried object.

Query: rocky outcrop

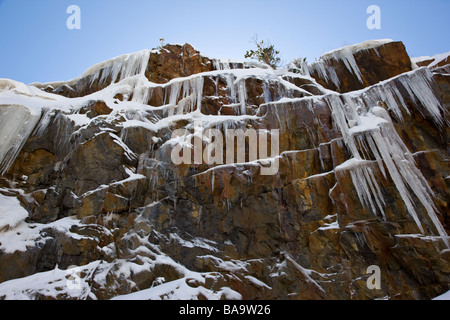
[0,40,449,300]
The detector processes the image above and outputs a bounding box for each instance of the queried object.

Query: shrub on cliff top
[244,35,281,69]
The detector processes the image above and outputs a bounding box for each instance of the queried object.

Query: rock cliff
[0,41,449,300]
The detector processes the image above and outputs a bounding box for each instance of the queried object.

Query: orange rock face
[0,41,449,300]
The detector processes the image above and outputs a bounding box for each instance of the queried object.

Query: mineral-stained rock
[0,40,449,300]
[62,131,136,196]
[145,43,213,84]
[83,100,113,118]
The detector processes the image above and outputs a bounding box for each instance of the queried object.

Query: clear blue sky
[0,0,449,84]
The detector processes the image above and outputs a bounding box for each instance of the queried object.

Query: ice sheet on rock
[81,50,151,86]
[102,65,299,119]
[0,105,41,175]
[0,79,64,108]
[0,79,99,176]
[283,254,325,293]
[109,236,243,300]
[244,275,272,289]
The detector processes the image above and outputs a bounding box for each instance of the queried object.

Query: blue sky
[0,0,449,84]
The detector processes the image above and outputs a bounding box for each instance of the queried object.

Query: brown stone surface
[0,41,449,300]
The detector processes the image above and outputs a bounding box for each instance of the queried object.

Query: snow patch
[0,194,29,232]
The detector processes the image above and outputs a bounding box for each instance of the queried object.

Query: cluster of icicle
[329,67,449,248]
[106,56,298,118]
[0,48,295,176]
[290,40,394,90]
[83,51,282,118]
[83,49,152,86]
[290,47,362,90]
[211,59,270,71]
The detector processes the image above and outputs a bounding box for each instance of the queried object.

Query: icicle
[160,76,204,116]
[194,76,204,113]
[329,47,363,83]
[362,68,445,126]
[32,108,54,137]
[131,76,152,104]
[166,81,181,116]
[237,79,247,115]
[212,59,244,70]
[299,59,340,89]
[397,69,444,127]
[212,59,230,71]
[225,74,237,104]
[263,81,272,103]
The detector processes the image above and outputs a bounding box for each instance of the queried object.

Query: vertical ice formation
[163,76,205,116]
[218,71,298,116]
[212,59,269,71]
[83,50,151,86]
[293,42,389,90]
[327,72,449,247]
[222,73,247,114]
[321,47,364,83]
[237,78,247,115]
[294,58,341,89]
[0,105,41,175]
[362,67,445,127]
[212,59,243,70]
[117,50,153,105]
